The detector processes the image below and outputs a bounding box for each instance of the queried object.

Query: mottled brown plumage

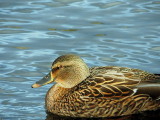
[32,54,160,118]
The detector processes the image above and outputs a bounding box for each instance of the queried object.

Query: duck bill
[32,72,54,88]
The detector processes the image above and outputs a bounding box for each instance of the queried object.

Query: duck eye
[57,65,63,69]
[52,66,61,72]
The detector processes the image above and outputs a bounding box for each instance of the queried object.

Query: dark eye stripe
[51,65,70,72]
[52,67,60,72]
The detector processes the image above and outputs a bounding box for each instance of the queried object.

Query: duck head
[32,54,90,88]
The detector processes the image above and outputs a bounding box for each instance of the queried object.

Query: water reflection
[46,112,130,120]
[45,110,160,120]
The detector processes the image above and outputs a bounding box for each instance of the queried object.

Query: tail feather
[136,74,160,100]
[153,74,160,83]
[154,74,160,101]
[154,74,160,76]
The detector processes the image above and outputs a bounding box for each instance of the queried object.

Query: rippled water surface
[0,0,160,120]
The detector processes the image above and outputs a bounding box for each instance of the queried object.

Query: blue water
[0,0,160,120]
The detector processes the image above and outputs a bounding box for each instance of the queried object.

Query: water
[0,0,160,119]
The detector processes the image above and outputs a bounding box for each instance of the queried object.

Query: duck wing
[78,66,160,100]
[136,74,160,100]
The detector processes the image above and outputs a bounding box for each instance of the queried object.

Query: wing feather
[78,66,159,99]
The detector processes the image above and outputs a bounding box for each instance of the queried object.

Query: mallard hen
[32,54,160,118]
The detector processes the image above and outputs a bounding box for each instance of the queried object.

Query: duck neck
[45,83,71,111]
[46,83,70,101]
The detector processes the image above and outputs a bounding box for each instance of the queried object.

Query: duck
[32,54,160,118]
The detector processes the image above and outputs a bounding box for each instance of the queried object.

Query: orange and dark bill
[32,72,54,88]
